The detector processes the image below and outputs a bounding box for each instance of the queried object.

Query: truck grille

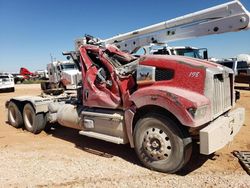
[155,68,174,81]
[212,73,232,118]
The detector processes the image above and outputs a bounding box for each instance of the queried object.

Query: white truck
[237,54,250,65]
[217,58,250,87]
[41,60,81,93]
[0,74,15,92]
[148,45,208,59]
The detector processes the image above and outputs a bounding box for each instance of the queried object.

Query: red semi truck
[6,42,245,173]
[5,1,249,173]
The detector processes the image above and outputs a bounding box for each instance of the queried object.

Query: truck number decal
[189,72,200,78]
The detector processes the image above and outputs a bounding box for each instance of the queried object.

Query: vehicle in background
[41,60,81,94]
[237,54,250,65]
[149,46,208,59]
[12,67,36,84]
[35,70,49,80]
[12,74,25,84]
[0,74,15,92]
[19,67,36,79]
[217,60,250,87]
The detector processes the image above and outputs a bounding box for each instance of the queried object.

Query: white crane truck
[41,60,82,94]
[6,1,250,173]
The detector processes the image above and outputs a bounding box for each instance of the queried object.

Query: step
[79,131,124,144]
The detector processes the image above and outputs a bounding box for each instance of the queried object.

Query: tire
[133,113,192,173]
[8,101,23,128]
[40,82,47,90]
[59,82,66,91]
[10,87,15,92]
[23,103,46,134]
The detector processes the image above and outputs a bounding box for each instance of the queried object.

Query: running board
[79,131,124,144]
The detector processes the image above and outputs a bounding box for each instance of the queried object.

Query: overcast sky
[0,0,250,72]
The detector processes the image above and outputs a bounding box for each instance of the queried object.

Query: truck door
[80,46,121,109]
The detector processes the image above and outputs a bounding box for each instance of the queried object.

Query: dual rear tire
[8,102,46,134]
[8,101,23,128]
[23,103,46,134]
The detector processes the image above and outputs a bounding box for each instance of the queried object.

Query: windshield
[0,75,11,82]
[0,76,9,79]
[60,64,76,70]
[175,49,202,59]
[104,45,138,68]
[237,61,248,69]
[218,61,234,69]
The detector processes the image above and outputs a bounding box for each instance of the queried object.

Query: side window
[221,62,233,69]
[237,61,248,69]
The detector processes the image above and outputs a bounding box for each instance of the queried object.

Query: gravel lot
[0,84,249,187]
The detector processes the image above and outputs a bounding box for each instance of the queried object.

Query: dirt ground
[0,84,249,187]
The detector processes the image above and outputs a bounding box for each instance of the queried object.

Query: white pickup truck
[0,74,15,92]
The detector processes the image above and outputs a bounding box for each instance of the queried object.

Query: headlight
[188,105,208,120]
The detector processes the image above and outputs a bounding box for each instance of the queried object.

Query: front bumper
[0,84,14,90]
[200,107,245,155]
[65,84,77,90]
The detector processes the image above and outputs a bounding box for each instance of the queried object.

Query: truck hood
[139,55,223,69]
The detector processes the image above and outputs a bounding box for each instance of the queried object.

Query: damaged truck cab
[6,42,245,173]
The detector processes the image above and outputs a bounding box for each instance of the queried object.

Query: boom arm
[103,1,250,53]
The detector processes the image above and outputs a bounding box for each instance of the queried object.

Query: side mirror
[203,50,208,60]
[66,56,71,60]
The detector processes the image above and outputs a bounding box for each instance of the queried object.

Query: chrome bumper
[200,107,245,155]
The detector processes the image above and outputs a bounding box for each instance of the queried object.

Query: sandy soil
[0,84,249,187]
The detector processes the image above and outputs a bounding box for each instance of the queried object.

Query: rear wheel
[8,101,23,128]
[23,103,46,134]
[40,82,47,90]
[133,113,192,173]
[59,82,66,91]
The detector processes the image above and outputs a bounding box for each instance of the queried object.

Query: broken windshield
[104,44,138,68]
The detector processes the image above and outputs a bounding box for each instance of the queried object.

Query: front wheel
[133,113,192,173]
[23,103,46,134]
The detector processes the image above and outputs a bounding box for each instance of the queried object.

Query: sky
[0,0,250,72]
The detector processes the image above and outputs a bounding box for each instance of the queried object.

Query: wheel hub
[143,127,172,160]
[151,139,160,149]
